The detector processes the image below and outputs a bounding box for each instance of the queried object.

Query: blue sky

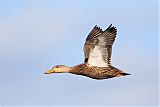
[0,0,158,106]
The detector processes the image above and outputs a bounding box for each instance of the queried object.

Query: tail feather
[116,72,131,77]
[121,72,131,76]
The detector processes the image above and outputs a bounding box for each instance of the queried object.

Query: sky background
[0,0,159,107]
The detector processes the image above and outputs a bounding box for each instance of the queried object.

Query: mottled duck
[45,24,130,80]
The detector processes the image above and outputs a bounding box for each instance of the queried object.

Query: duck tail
[121,72,131,76]
[116,72,131,77]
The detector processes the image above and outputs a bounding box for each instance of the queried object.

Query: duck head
[44,65,71,74]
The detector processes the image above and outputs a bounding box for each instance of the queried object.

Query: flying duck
[45,24,130,80]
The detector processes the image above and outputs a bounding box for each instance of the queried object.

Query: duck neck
[63,66,72,73]
[57,66,72,73]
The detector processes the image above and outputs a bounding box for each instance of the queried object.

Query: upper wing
[83,25,103,63]
[86,24,117,67]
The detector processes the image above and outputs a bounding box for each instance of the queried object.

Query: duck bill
[44,69,54,74]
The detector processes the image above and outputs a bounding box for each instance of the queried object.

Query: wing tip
[95,24,117,32]
[108,24,112,28]
[94,25,103,31]
[106,24,117,33]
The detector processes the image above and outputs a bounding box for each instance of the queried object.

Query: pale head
[44,65,71,74]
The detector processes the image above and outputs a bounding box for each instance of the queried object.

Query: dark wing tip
[94,25,103,32]
[107,24,112,29]
[105,24,117,34]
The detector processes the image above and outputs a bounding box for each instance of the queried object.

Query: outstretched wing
[84,24,117,67]
[83,25,103,63]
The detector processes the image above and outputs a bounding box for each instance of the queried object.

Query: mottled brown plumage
[45,24,130,80]
[69,63,128,79]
